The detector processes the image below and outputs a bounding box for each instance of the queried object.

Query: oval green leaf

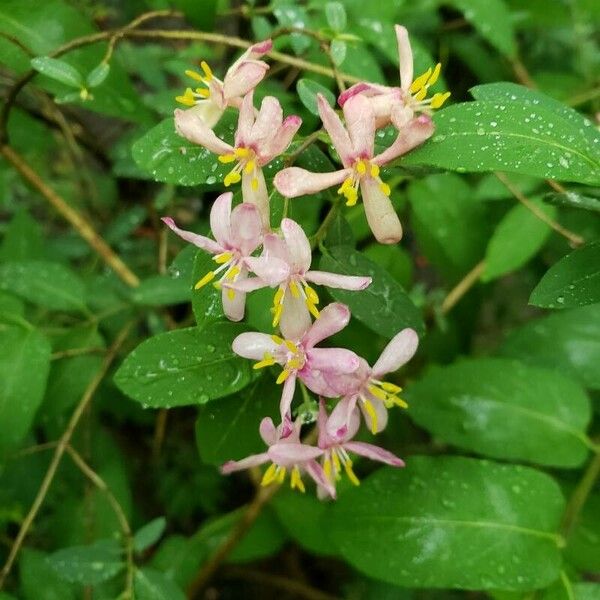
[296,78,336,116]
[31,56,83,88]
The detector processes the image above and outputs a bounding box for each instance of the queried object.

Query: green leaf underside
[407,358,591,467]
[327,457,564,590]
[114,323,253,408]
[530,241,600,309]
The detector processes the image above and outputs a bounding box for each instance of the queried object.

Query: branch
[440,260,485,315]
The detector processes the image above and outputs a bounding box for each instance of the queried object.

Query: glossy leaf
[191,249,226,328]
[320,245,424,336]
[31,56,83,88]
[134,518,167,553]
[86,62,110,88]
[114,323,254,407]
[327,457,564,590]
[325,2,347,31]
[565,492,600,572]
[20,549,77,600]
[407,358,591,467]
[296,79,336,116]
[530,241,600,308]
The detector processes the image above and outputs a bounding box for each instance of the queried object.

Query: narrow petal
[221,453,269,474]
[305,270,371,290]
[307,348,360,374]
[342,94,375,158]
[305,460,336,498]
[232,332,279,361]
[174,108,233,155]
[390,103,414,129]
[372,328,419,378]
[241,168,270,230]
[395,25,413,91]
[251,96,283,148]
[280,288,312,341]
[338,82,373,106]
[261,115,302,162]
[317,399,330,448]
[302,302,350,348]
[274,167,350,198]
[345,441,405,467]
[268,440,323,466]
[234,91,255,146]
[259,416,278,446]
[188,99,225,129]
[230,202,263,256]
[209,192,233,248]
[278,373,297,423]
[224,276,269,293]
[326,395,358,439]
[317,94,353,165]
[245,256,289,286]
[373,114,434,166]
[226,40,272,79]
[161,217,222,254]
[223,61,269,100]
[222,284,246,321]
[360,178,403,245]
[281,218,311,273]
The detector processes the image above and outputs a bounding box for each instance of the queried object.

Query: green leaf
[325,2,347,31]
[543,191,600,214]
[296,79,336,116]
[0,260,87,312]
[134,568,186,600]
[196,376,279,466]
[46,539,124,585]
[31,56,83,88]
[407,358,591,468]
[404,96,600,185]
[445,0,516,57]
[482,198,556,281]
[86,62,110,88]
[327,457,564,590]
[134,518,167,553]
[0,209,43,261]
[565,492,600,572]
[114,323,254,408]
[191,249,225,327]
[20,549,77,600]
[530,241,600,309]
[132,274,191,307]
[330,39,347,66]
[0,325,51,455]
[319,245,424,337]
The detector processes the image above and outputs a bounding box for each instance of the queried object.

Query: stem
[310,202,339,249]
[440,260,485,315]
[51,346,105,360]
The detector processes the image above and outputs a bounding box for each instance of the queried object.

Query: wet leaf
[296,78,336,116]
[134,568,186,600]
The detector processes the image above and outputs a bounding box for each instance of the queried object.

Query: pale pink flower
[326,328,419,436]
[221,416,335,497]
[229,218,371,339]
[162,192,278,322]
[338,25,450,128]
[175,91,301,228]
[274,94,434,244]
[315,399,404,496]
[175,39,273,128]
[232,303,360,424]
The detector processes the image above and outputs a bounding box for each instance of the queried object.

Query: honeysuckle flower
[232,303,361,424]
[175,91,301,228]
[161,192,277,322]
[337,25,450,128]
[175,39,272,128]
[229,218,371,339]
[221,416,336,497]
[274,94,434,244]
[316,400,404,496]
[326,328,419,436]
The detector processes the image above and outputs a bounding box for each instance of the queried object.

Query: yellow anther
[338,177,353,193]
[272,304,283,327]
[226,266,240,280]
[379,182,391,196]
[213,281,222,290]
[306,300,320,319]
[304,285,319,304]
[323,457,332,480]
[356,160,367,175]
[344,460,360,486]
[381,381,402,393]
[194,87,210,98]
[362,399,378,434]
[175,88,196,107]
[344,187,358,206]
[185,69,204,82]
[277,466,287,483]
[244,160,255,174]
[261,463,278,486]
[287,358,303,370]
[200,60,213,80]
[224,171,242,187]
[213,251,233,264]
[194,270,216,289]
[290,467,305,493]
[234,147,250,158]
[368,384,387,401]
[271,334,284,345]
[273,287,285,305]
[370,163,380,177]
[227,288,236,300]
[218,153,236,164]
[251,177,259,191]
[414,86,428,102]
[430,91,451,109]
[410,67,432,94]
[289,281,300,298]
[284,340,299,354]
[276,369,291,384]
[428,62,442,87]
[253,352,276,370]
[331,451,341,475]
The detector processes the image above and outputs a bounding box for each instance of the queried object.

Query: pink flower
[175,39,273,128]
[221,416,335,498]
[162,192,275,322]
[326,328,419,436]
[338,25,450,128]
[175,91,301,228]
[315,399,404,496]
[274,94,434,244]
[232,303,361,424]
[229,218,371,339]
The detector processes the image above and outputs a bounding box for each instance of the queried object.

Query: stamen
[277,466,287,483]
[410,68,432,94]
[213,251,233,264]
[368,384,387,401]
[175,88,196,107]
[244,160,255,174]
[304,285,319,304]
[370,164,380,177]
[276,369,291,384]
[430,92,451,109]
[194,271,216,289]
[306,300,320,319]
[271,334,284,345]
[344,460,360,486]
[200,60,213,80]
[284,340,299,353]
[428,62,442,87]
[224,171,242,187]
[218,154,236,164]
[379,182,391,196]
[290,466,305,493]
[414,86,428,102]
[185,69,204,82]
[323,456,332,480]
[194,87,210,98]
[227,288,236,300]
[331,451,341,476]
[362,399,378,434]
[254,352,276,370]
[261,463,278,486]
[380,381,402,393]
[251,177,259,191]
[356,160,367,175]
[234,147,250,158]
[289,281,300,298]
[272,304,283,327]
[226,266,240,280]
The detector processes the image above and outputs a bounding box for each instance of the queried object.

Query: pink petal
[259,416,278,446]
[245,256,289,286]
[307,348,360,374]
[230,202,263,256]
[305,270,371,290]
[373,114,434,166]
[278,373,297,423]
[261,115,302,161]
[342,94,375,158]
[302,302,351,348]
[242,168,270,230]
[188,100,225,129]
[249,39,273,55]
[222,284,246,321]
[395,25,413,91]
[305,460,336,498]
[338,82,372,106]
[209,192,233,248]
[234,92,256,146]
[326,395,358,439]
[298,368,342,398]
[251,96,283,148]
[274,167,351,198]
[317,94,353,166]
[281,218,311,273]
[263,232,291,263]
[268,441,323,466]
[372,327,419,378]
[221,452,269,474]
[174,108,233,155]
[345,441,405,467]
[317,399,329,447]
[322,358,369,397]
[390,103,414,130]
[360,178,403,244]
[223,61,269,100]
[161,217,222,254]
[224,276,268,293]
[280,289,312,341]
[232,332,279,361]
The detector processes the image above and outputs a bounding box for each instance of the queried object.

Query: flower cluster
[165,25,448,499]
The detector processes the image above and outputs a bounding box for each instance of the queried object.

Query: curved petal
[281,218,311,273]
[338,82,393,106]
[280,288,312,341]
[251,96,283,148]
[305,459,336,498]
[209,192,233,248]
[234,91,256,147]
[245,256,289,286]
[395,25,413,91]
[317,399,330,448]
[222,284,246,321]
[373,114,434,166]
[261,115,302,161]
[226,39,272,78]
[360,178,403,245]
[174,108,233,155]
[305,270,371,290]
[342,94,375,158]
[274,167,350,199]
[345,441,405,466]
[259,416,278,446]
[232,332,279,361]
[230,202,263,256]
[326,395,358,439]
[242,168,270,230]
[223,61,269,100]
[278,372,297,423]
[268,440,323,466]
[221,452,269,474]
[302,302,350,348]
[317,94,353,165]
[390,103,414,130]
[161,217,222,254]
[372,327,419,378]
[224,276,269,293]
[298,368,341,398]
[188,100,225,129]
[263,232,291,263]
[307,348,360,374]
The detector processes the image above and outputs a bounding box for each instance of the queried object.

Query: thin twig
[0,320,135,588]
[51,346,105,360]
[510,57,538,89]
[440,260,485,315]
[310,203,339,249]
